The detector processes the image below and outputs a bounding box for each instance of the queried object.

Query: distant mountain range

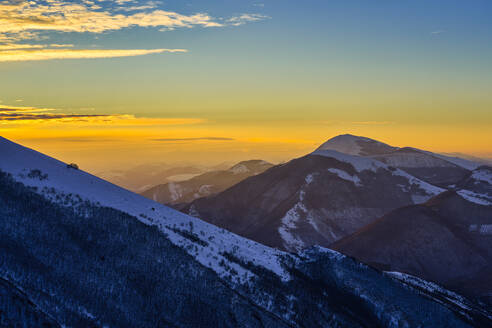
[183,134,490,252]
[183,151,445,251]
[1,136,491,327]
[141,160,274,205]
[181,134,492,304]
[96,163,207,192]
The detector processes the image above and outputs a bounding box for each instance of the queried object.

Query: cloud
[430,30,446,35]
[0,43,44,50]
[227,14,269,26]
[31,137,119,143]
[0,106,204,126]
[0,48,187,62]
[116,1,160,12]
[151,137,235,142]
[0,1,222,40]
[0,1,268,40]
[0,106,114,121]
[0,1,267,61]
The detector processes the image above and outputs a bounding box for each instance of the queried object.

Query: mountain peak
[316,134,397,156]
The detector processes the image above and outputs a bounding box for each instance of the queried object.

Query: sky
[0,0,491,172]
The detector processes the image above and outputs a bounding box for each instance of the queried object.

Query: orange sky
[1,109,490,173]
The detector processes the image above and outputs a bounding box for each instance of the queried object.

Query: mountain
[181,135,491,254]
[318,134,483,188]
[441,152,492,167]
[96,163,206,192]
[318,134,483,167]
[141,160,274,205]
[0,276,62,327]
[183,149,444,252]
[331,191,492,305]
[454,166,492,205]
[4,137,488,326]
[316,134,397,156]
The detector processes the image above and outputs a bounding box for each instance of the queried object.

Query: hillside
[1,136,490,327]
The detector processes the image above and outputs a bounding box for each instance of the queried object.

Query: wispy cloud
[0,1,267,61]
[0,106,204,125]
[0,48,186,62]
[152,137,235,142]
[430,30,446,35]
[227,14,270,26]
[25,137,119,143]
[0,106,111,121]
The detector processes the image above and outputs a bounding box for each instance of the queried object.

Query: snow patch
[278,204,306,252]
[311,149,386,173]
[469,224,492,235]
[391,169,445,201]
[457,190,492,206]
[278,175,318,252]
[198,184,213,195]
[305,173,316,184]
[167,182,183,202]
[471,169,492,185]
[327,168,362,186]
[229,164,249,174]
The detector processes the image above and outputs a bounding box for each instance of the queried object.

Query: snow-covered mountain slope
[312,149,445,198]
[369,148,471,187]
[2,136,490,327]
[0,137,288,283]
[184,150,445,253]
[141,160,274,205]
[371,147,461,168]
[332,191,492,305]
[316,134,397,156]
[454,166,492,206]
[317,134,483,171]
[428,152,483,171]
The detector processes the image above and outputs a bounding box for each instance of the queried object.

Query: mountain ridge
[2,136,491,326]
[140,159,274,205]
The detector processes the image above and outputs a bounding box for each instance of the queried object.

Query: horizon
[1,133,491,174]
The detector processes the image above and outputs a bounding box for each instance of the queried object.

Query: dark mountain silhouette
[182,135,490,252]
[332,191,492,305]
[183,151,444,252]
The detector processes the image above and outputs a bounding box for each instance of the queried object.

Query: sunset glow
[1,0,490,172]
